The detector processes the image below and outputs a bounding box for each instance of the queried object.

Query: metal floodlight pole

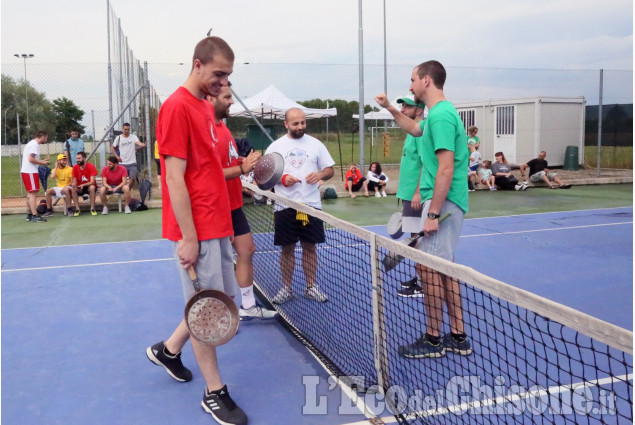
[107,0,114,137]
[383,0,388,133]
[14,53,34,130]
[358,0,365,172]
[144,62,153,182]
[597,69,603,177]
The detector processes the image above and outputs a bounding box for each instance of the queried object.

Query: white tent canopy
[229,84,337,119]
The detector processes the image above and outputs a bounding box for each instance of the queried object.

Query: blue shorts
[173,238,238,302]
[418,200,464,261]
[469,164,479,172]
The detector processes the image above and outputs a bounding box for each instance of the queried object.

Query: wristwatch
[427,212,441,220]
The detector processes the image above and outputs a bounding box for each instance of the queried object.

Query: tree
[52,97,85,142]
[1,74,55,144]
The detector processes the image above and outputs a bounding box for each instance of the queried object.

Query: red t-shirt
[101,164,128,186]
[72,163,98,186]
[215,121,243,211]
[157,86,232,242]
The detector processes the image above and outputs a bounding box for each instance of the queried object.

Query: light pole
[14,53,34,131]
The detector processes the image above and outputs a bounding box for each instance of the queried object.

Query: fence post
[597,69,603,177]
[144,61,152,194]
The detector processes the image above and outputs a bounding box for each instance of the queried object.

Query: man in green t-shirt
[375,60,472,359]
[394,94,426,297]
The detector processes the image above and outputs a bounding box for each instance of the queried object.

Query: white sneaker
[102,206,109,215]
[305,285,328,303]
[124,205,132,214]
[515,184,522,191]
[375,192,382,198]
[239,304,278,321]
[381,190,387,197]
[520,183,528,191]
[272,286,293,304]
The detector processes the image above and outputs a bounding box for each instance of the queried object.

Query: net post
[370,233,390,395]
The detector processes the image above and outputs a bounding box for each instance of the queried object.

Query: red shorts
[21,173,39,193]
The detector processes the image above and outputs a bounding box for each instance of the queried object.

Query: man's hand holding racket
[177,238,199,269]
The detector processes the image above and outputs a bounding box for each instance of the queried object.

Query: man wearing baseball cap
[43,153,74,217]
[394,95,427,297]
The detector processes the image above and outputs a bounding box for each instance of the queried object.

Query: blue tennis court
[2,207,632,424]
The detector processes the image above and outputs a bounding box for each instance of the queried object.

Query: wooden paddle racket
[184,268,239,346]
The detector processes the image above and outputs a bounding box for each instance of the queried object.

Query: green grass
[584,146,633,169]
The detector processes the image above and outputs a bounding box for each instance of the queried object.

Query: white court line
[464,205,633,221]
[0,237,165,251]
[462,221,632,238]
[1,257,174,273]
[340,373,634,425]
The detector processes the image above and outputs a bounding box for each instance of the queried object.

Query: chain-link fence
[1,63,632,208]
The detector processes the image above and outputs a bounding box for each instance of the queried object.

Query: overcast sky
[2,0,633,69]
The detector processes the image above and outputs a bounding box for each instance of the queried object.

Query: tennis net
[241,181,633,425]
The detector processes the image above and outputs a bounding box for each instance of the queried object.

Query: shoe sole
[401,348,446,359]
[397,292,425,298]
[201,402,245,425]
[145,347,190,382]
[304,295,328,303]
[400,278,418,289]
[239,311,279,321]
[446,347,473,356]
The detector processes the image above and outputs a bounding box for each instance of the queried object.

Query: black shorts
[105,188,124,195]
[347,177,366,192]
[155,158,161,176]
[274,208,325,246]
[78,186,94,196]
[231,207,251,237]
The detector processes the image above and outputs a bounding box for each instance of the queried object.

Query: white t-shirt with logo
[265,134,335,210]
[113,134,140,165]
[21,139,40,173]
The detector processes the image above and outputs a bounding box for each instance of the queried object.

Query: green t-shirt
[416,101,469,213]
[396,129,424,201]
[467,135,480,145]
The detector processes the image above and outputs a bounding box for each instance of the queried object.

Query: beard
[77,160,85,166]
[289,128,305,139]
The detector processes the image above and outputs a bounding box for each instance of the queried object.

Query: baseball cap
[57,153,67,160]
[396,94,425,108]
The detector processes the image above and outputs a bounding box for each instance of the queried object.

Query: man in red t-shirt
[209,84,277,321]
[70,151,98,216]
[99,155,131,214]
[144,37,248,425]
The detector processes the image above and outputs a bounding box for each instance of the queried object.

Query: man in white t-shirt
[111,122,146,189]
[265,108,335,304]
[20,131,50,222]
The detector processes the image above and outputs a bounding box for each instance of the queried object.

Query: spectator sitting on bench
[519,150,572,189]
[43,153,74,217]
[100,155,132,214]
[70,151,98,216]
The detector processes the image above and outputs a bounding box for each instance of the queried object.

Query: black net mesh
[242,181,633,424]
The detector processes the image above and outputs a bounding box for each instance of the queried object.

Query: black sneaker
[25,213,32,222]
[30,215,47,223]
[201,385,248,425]
[145,341,192,382]
[42,209,54,217]
[400,277,418,289]
[397,284,425,298]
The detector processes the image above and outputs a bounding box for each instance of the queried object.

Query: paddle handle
[408,212,452,247]
[188,267,201,292]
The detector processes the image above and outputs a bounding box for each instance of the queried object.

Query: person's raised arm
[375,94,423,137]
[164,155,198,269]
